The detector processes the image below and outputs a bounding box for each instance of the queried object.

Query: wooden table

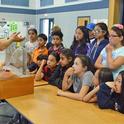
[34,80,48,87]
[7,85,124,124]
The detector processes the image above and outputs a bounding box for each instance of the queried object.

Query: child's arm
[57,85,90,101]
[97,82,115,109]
[48,64,61,87]
[95,55,104,69]
[106,44,124,70]
[88,96,97,103]
[62,67,74,91]
[34,60,46,81]
[83,86,99,103]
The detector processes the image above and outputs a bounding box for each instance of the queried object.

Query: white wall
[37,8,108,47]
[0,13,36,28]
[0,0,108,48]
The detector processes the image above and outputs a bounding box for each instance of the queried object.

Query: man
[0,32,24,51]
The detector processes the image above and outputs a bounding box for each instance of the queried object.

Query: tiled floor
[0,102,16,124]
[0,101,32,124]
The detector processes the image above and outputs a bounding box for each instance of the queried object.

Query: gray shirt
[72,71,93,93]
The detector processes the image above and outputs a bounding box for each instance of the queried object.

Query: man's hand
[9,32,25,42]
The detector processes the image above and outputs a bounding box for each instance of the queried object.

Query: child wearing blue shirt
[97,71,124,114]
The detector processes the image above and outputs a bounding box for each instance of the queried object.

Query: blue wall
[1,0,29,7]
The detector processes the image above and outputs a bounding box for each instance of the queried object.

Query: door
[40,18,54,43]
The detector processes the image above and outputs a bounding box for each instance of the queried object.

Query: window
[65,0,78,3]
[1,0,29,7]
[40,0,54,7]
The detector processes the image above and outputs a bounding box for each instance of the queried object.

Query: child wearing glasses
[88,22,109,64]
[97,71,124,114]
[95,24,124,79]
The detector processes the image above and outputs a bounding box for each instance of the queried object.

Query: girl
[25,28,38,54]
[70,26,90,56]
[97,71,124,114]
[57,55,93,101]
[88,22,109,64]
[49,48,74,89]
[95,24,124,79]
[25,28,38,65]
[35,52,60,81]
[83,68,113,102]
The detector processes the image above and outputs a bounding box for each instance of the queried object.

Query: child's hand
[35,73,41,81]
[40,59,47,67]
[57,89,64,96]
[65,67,74,77]
[106,82,116,90]
[106,44,114,53]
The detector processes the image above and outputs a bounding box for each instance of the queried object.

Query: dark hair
[84,55,95,73]
[76,55,93,71]
[118,71,124,113]
[61,48,74,66]
[51,31,63,40]
[50,51,60,62]
[98,68,113,83]
[28,28,37,35]
[38,33,47,41]
[37,54,48,61]
[95,22,109,39]
[70,26,90,55]
[111,26,124,46]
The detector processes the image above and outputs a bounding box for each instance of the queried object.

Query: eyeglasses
[93,29,104,34]
[109,34,119,38]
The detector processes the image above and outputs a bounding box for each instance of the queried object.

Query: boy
[48,31,64,55]
[28,33,48,73]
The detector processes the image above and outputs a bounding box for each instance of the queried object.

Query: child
[57,55,93,101]
[25,28,38,54]
[86,23,96,43]
[28,33,48,73]
[49,48,74,89]
[48,31,64,55]
[95,24,124,79]
[35,52,60,81]
[88,22,109,64]
[46,25,62,49]
[83,68,113,102]
[70,26,90,56]
[97,71,124,114]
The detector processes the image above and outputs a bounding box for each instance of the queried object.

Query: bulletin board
[77,16,90,26]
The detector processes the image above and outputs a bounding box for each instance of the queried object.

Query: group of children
[24,23,124,114]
